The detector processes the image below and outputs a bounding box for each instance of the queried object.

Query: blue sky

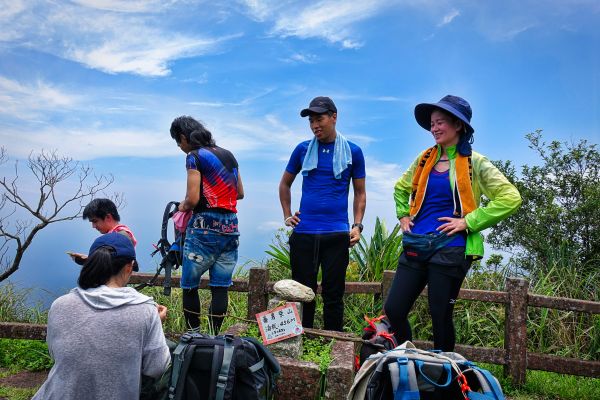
[1,0,598,305]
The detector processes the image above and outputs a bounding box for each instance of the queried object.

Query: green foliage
[263,229,292,281]
[482,363,600,400]
[0,283,47,324]
[0,339,53,371]
[300,337,334,400]
[0,387,39,400]
[404,261,599,361]
[140,285,250,336]
[300,337,333,374]
[487,130,600,274]
[350,218,402,282]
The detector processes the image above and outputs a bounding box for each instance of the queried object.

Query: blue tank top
[412,169,466,247]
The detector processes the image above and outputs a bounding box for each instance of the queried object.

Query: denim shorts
[181,212,239,289]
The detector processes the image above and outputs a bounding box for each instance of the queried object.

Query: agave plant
[350,217,403,282]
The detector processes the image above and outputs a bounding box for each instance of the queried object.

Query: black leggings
[384,251,469,351]
[182,286,228,334]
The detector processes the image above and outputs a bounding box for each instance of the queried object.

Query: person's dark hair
[78,247,134,289]
[82,198,120,221]
[170,116,216,149]
[435,108,474,155]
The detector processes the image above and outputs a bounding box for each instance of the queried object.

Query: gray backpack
[348,341,504,400]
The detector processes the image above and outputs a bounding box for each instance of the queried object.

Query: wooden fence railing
[1,267,599,384]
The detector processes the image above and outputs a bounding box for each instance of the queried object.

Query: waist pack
[348,341,504,400]
[358,315,399,369]
[168,333,280,400]
[402,232,455,262]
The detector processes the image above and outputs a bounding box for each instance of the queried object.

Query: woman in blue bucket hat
[384,95,522,351]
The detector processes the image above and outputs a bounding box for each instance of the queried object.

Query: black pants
[289,231,350,331]
[383,247,471,351]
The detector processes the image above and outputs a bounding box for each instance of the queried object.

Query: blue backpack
[348,341,504,400]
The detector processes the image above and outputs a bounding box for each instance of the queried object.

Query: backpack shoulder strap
[470,366,505,400]
[169,341,197,400]
[214,335,235,400]
[389,357,420,400]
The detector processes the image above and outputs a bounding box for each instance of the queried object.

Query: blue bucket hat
[414,95,474,135]
[89,232,138,271]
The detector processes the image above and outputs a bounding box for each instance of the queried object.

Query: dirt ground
[0,367,47,390]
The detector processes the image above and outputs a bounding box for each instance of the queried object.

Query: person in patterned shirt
[170,115,244,334]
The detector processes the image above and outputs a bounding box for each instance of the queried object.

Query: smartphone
[66,251,87,265]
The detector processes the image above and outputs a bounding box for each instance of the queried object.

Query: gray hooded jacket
[32,286,171,400]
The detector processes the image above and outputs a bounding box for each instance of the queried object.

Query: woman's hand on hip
[400,216,413,233]
[437,217,467,235]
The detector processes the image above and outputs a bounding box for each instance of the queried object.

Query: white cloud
[188,88,275,108]
[0,0,26,21]
[241,0,287,21]
[70,34,238,77]
[240,0,388,48]
[281,52,318,64]
[364,157,403,202]
[257,221,283,231]
[72,0,173,13]
[0,77,79,118]
[0,1,241,77]
[438,9,459,27]
[0,127,178,160]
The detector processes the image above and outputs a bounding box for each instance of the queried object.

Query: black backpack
[358,315,399,368]
[167,333,280,400]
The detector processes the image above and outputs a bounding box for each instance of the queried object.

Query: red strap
[457,373,471,398]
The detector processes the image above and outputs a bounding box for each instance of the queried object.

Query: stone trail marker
[256,303,303,345]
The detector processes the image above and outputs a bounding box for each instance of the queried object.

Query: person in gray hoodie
[33,233,171,400]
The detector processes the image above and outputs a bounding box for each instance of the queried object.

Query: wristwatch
[351,223,364,232]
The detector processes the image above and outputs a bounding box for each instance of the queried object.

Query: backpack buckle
[180,333,193,343]
[396,356,408,365]
[224,334,235,343]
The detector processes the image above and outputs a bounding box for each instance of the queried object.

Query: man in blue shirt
[279,96,367,332]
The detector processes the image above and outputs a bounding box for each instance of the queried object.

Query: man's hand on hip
[284,211,301,227]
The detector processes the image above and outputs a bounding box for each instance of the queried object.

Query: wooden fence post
[504,277,529,385]
[381,270,395,306]
[248,267,269,319]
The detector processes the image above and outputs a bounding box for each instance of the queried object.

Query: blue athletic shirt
[285,140,366,233]
[412,169,466,247]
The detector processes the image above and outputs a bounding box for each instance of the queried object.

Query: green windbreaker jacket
[394,145,522,259]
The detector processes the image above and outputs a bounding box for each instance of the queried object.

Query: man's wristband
[351,222,364,232]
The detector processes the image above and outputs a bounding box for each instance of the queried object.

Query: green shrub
[0,339,53,371]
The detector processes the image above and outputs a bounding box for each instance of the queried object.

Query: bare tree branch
[0,147,117,281]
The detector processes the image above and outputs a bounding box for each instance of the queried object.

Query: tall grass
[261,225,600,361]
[0,283,47,324]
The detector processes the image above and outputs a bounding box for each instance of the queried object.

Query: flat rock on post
[273,279,315,302]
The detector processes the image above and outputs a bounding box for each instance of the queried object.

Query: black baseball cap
[300,96,337,117]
